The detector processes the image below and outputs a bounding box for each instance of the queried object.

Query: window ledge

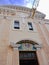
[12,29,38,33]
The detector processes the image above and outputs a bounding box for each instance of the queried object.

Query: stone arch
[16,39,39,45]
[10,39,42,49]
[15,39,41,51]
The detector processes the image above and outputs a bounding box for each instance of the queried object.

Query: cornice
[0,5,46,19]
[0,7,16,16]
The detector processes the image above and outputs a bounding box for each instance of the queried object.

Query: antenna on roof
[9,0,40,19]
[29,0,40,18]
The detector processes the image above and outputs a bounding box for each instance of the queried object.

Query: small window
[14,21,20,29]
[28,22,33,30]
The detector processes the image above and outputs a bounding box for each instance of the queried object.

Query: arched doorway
[16,40,40,65]
[10,40,42,65]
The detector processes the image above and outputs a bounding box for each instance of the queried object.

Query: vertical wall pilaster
[12,48,19,65]
[35,23,49,65]
[37,49,48,65]
[36,50,44,65]
[7,48,13,65]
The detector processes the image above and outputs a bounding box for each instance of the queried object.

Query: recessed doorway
[19,51,39,65]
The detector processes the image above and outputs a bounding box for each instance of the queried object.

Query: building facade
[0,6,49,65]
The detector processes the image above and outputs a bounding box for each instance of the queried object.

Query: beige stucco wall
[0,6,49,65]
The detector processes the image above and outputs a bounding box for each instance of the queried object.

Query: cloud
[9,0,34,8]
[37,0,49,19]
[24,0,34,8]
[0,0,39,9]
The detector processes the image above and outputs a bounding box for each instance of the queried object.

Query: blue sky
[0,0,33,7]
[0,0,37,8]
[0,0,49,19]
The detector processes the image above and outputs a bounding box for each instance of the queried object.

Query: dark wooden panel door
[19,51,39,65]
